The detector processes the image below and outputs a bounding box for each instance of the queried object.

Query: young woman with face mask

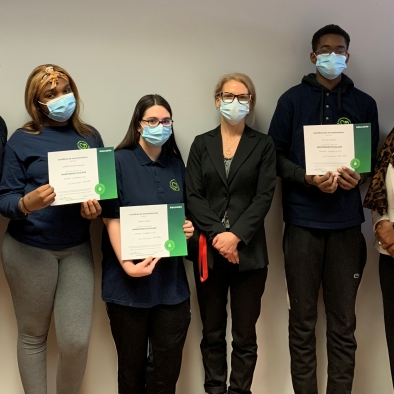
[185,73,276,394]
[0,64,103,394]
[100,94,193,394]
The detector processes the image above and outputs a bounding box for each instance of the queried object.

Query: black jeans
[106,299,191,394]
[284,224,366,394]
[194,253,268,394]
[379,253,394,389]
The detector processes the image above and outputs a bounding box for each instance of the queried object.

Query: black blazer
[186,125,276,271]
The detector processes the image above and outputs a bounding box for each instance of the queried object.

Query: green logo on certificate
[350,158,361,169]
[170,179,180,191]
[164,240,176,251]
[77,141,90,150]
[95,183,106,194]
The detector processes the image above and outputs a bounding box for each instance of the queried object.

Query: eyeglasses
[141,118,173,127]
[314,49,348,56]
[217,92,252,104]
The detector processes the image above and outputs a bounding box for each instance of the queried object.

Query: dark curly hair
[312,24,350,52]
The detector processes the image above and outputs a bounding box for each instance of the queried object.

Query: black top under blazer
[186,125,276,272]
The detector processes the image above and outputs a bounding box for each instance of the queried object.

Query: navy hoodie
[268,73,379,229]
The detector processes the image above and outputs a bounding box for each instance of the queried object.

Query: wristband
[21,196,32,214]
[18,198,28,215]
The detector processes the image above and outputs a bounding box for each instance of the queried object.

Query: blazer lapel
[203,126,228,187]
[227,126,259,185]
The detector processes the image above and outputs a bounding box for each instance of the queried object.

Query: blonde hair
[23,64,94,136]
[214,72,257,120]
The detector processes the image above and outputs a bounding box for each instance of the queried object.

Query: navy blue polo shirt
[101,144,190,308]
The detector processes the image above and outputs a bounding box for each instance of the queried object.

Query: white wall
[0,0,393,393]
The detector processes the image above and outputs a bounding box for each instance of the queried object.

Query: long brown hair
[23,64,94,136]
[116,94,182,160]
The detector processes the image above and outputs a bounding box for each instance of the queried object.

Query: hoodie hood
[301,73,354,124]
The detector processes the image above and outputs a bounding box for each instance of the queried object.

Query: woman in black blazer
[186,73,276,394]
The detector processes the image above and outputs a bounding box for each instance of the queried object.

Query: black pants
[379,253,394,389]
[194,253,268,394]
[106,299,191,394]
[284,224,366,394]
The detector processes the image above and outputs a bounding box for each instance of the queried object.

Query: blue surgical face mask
[316,52,347,80]
[141,124,172,147]
[38,92,76,122]
[219,100,249,125]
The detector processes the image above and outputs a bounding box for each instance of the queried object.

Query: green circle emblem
[77,141,90,149]
[95,183,106,194]
[337,117,351,125]
[350,158,360,169]
[170,179,180,191]
[164,240,175,251]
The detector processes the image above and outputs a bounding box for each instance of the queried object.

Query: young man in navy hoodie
[268,24,379,394]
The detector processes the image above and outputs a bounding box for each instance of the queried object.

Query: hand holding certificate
[121,257,161,278]
[20,184,56,213]
[304,123,371,175]
[120,204,188,260]
[48,147,117,206]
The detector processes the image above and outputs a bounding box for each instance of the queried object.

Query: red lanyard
[198,233,208,282]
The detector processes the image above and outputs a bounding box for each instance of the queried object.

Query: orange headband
[37,66,70,96]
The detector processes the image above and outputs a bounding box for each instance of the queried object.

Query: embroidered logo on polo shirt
[170,179,180,191]
[77,141,90,149]
[337,117,351,125]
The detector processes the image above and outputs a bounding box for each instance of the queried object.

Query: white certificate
[48,147,117,206]
[120,204,188,260]
[304,123,371,175]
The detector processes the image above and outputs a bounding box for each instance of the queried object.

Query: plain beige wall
[0,0,393,393]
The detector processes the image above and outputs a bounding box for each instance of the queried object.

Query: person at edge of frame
[186,72,276,394]
[364,126,394,389]
[268,24,379,394]
[0,64,102,394]
[0,116,8,178]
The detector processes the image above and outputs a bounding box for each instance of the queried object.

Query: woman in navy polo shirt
[101,94,193,394]
[0,64,102,394]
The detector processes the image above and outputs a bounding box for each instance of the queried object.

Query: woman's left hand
[226,250,240,264]
[386,244,394,258]
[376,220,394,249]
[337,167,361,190]
[81,199,102,220]
[183,220,194,240]
[213,232,240,256]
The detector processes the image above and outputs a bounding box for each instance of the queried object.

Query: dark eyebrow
[222,91,250,95]
[42,83,71,94]
[320,44,346,49]
[42,86,55,94]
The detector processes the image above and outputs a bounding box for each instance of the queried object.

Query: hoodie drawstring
[337,82,342,117]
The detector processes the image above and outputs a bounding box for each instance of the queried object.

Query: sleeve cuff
[372,210,390,231]
[294,167,307,185]
[11,196,28,220]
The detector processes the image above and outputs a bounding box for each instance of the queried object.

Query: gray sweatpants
[1,232,95,394]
